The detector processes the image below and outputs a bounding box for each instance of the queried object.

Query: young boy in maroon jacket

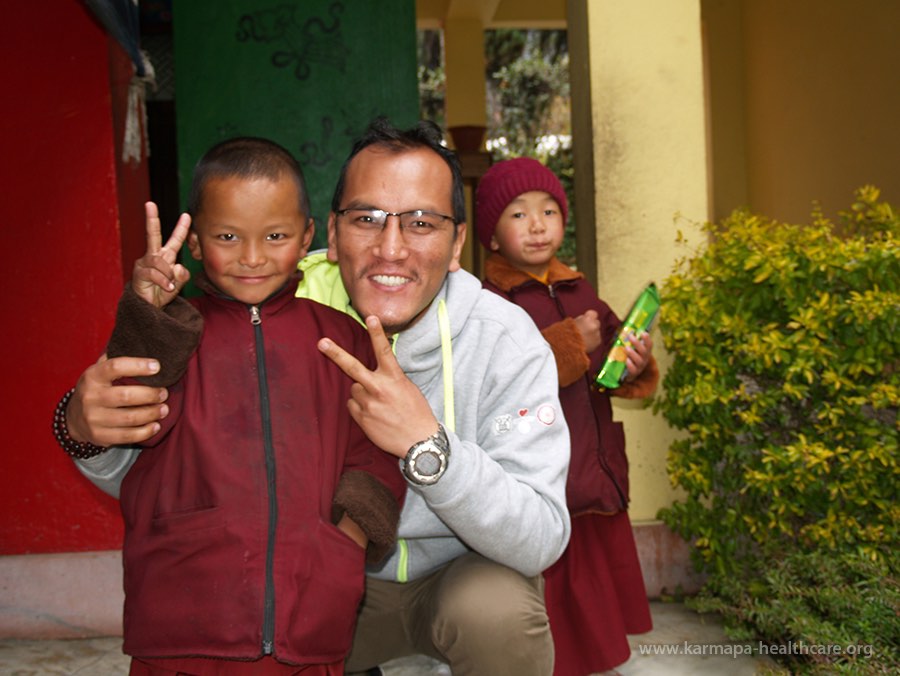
[62,138,405,675]
[475,157,658,675]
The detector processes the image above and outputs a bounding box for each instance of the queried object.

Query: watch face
[412,448,442,476]
[404,425,450,485]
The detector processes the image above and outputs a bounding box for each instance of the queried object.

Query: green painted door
[173,0,418,266]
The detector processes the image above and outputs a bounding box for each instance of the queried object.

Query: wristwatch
[402,424,450,486]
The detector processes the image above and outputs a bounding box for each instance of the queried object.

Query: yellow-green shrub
[655,187,899,671]
[658,186,898,567]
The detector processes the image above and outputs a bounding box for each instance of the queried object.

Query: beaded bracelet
[52,389,108,459]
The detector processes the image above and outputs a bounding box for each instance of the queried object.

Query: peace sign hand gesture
[318,315,441,459]
[133,201,192,308]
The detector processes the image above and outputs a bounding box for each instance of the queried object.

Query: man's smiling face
[327,145,466,334]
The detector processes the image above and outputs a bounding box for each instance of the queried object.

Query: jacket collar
[484,253,583,292]
[197,270,304,310]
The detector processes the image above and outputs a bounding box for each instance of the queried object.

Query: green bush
[655,187,899,672]
[691,549,899,673]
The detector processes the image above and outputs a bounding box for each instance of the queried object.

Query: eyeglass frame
[334,207,458,234]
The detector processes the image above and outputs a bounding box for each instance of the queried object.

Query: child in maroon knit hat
[476,156,657,675]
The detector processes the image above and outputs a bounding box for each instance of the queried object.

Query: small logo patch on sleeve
[536,404,557,426]
[492,404,557,435]
[492,414,513,435]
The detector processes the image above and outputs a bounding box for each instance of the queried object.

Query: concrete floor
[0,602,780,675]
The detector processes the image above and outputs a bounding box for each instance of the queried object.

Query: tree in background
[484,30,570,159]
[417,29,445,129]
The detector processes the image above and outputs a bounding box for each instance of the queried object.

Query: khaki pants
[345,552,553,676]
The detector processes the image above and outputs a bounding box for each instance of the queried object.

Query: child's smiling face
[490,190,565,278]
[188,174,313,305]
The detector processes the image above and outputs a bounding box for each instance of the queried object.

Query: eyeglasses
[336,208,456,239]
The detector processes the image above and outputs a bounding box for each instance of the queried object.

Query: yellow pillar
[443,16,488,128]
[443,14,492,272]
[570,0,710,522]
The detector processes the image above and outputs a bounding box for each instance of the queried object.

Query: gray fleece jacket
[365,266,571,581]
[77,259,571,581]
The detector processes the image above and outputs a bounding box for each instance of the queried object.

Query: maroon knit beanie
[475,157,569,250]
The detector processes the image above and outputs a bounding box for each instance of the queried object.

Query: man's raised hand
[318,316,440,459]
[133,202,192,308]
[66,353,169,446]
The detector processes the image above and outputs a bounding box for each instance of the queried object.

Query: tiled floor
[0,602,780,675]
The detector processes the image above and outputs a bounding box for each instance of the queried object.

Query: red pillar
[0,0,149,554]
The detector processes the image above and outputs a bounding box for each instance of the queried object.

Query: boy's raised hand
[133,201,192,308]
[574,309,602,354]
[318,316,440,460]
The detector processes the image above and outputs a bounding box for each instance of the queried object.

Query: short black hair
[188,137,311,220]
[331,117,466,226]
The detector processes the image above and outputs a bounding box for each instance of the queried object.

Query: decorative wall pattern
[237,2,347,81]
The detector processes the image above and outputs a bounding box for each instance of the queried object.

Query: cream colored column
[574,0,710,522]
[443,16,488,128]
[443,15,490,271]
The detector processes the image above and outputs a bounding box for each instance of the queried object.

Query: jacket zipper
[250,303,278,656]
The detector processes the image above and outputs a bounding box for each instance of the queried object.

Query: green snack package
[595,282,661,390]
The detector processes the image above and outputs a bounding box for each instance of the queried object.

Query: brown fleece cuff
[332,470,401,564]
[614,355,660,399]
[541,319,591,387]
[106,285,203,388]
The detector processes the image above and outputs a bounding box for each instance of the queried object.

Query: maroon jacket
[483,254,658,516]
[106,280,405,666]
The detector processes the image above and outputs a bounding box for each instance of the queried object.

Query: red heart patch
[518,408,528,417]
